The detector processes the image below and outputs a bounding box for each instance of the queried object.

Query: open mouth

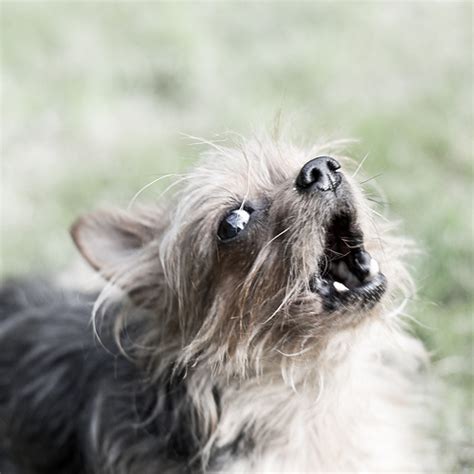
[310,211,386,311]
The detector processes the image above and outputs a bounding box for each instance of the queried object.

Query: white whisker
[351,152,370,178]
[128,174,183,210]
[262,226,293,251]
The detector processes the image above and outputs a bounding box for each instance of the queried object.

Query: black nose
[295,156,342,192]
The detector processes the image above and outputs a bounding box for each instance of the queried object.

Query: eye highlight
[217,208,252,241]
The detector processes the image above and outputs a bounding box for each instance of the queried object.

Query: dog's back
[0,280,103,473]
[0,280,208,474]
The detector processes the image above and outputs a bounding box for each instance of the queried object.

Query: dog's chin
[309,207,386,312]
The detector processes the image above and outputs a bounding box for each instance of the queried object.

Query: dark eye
[217,208,252,241]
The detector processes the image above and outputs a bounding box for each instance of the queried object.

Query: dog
[0,136,436,473]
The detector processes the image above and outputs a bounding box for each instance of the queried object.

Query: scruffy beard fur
[0,135,437,473]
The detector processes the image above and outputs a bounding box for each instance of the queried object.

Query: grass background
[1,2,472,470]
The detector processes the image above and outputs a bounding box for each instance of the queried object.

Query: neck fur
[204,318,434,472]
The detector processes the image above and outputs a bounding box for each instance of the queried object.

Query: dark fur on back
[0,280,217,474]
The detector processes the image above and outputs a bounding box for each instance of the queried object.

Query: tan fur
[72,133,436,472]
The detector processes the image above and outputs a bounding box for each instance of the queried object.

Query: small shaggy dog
[0,136,435,473]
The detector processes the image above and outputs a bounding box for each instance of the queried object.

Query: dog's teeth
[368,258,380,278]
[333,281,349,292]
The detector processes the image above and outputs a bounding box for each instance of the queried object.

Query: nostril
[310,168,322,184]
[326,158,341,172]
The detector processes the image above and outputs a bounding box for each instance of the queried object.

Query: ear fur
[70,209,156,279]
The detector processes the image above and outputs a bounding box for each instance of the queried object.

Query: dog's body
[0,137,435,472]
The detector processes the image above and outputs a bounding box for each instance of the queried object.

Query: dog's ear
[70,209,157,279]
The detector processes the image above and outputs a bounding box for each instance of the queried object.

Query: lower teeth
[316,253,381,296]
[333,281,349,292]
[367,258,380,279]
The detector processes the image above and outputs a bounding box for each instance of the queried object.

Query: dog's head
[72,138,411,372]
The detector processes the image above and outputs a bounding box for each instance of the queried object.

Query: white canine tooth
[333,281,349,292]
[368,258,380,278]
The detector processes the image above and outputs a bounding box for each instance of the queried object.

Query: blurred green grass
[1,2,472,470]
